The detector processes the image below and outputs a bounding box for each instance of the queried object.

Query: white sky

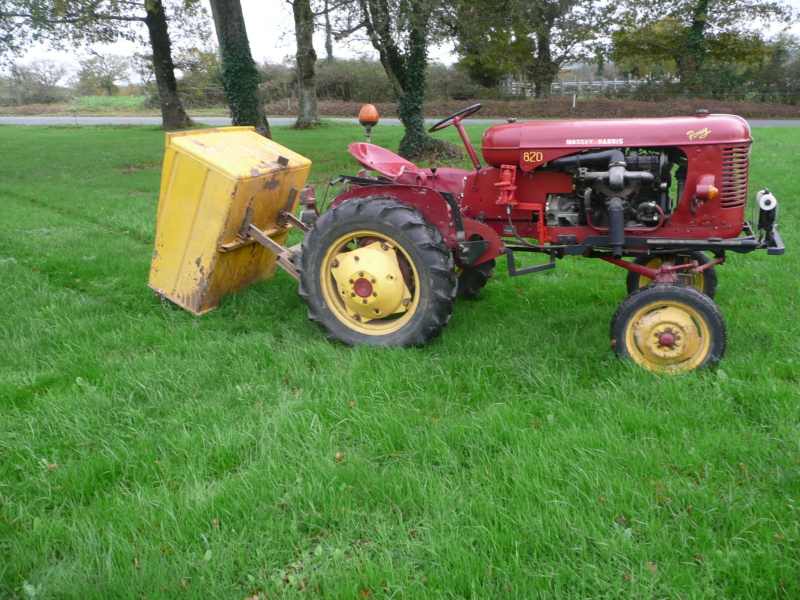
[12,0,800,74]
[16,0,455,72]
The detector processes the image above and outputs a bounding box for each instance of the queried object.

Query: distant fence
[499,77,650,98]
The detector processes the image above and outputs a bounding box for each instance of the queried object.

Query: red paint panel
[481,115,751,167]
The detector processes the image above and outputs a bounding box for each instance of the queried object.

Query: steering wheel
[428,103,483,133]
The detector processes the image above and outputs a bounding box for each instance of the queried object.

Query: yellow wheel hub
[320,233,417,334]
[625,301,711,373]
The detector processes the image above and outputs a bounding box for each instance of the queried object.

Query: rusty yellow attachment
[148,127,312,315]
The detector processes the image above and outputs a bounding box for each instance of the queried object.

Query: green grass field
[0,122,798,599]
[71,96,150,114]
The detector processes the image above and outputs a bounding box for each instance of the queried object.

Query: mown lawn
[0,122,797,599]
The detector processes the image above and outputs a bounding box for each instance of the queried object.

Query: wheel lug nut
[362,299,367,304]
[331,259,339,268]
[354,255,360,262]
[349,279,354,284]
[372,292,377,297]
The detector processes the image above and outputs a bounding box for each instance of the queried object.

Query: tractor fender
[329,183,503,265]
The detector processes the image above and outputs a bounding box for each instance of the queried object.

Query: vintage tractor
[294,105,783,373]
[149,107,783,373]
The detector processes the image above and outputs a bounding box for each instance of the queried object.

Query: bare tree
[28,58,69,89]
[0,0,199,129]
[75,53,129,96]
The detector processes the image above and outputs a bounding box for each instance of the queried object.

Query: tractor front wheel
[626,251,717,298]
[298,197,457,347]
[610,284,727,373]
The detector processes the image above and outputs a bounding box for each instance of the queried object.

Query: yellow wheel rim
[637,257,705,291]
[625,299,712,373]
[320,230,419,336]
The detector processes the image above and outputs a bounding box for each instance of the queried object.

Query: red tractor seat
[348,143,427,183]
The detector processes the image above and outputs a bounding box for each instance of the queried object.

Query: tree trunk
[397,25,429,157]
[530,29,558,99]
[144,0,193,130]
[207,0,270,137]
[324,0,334,62]
[676,0,710,92]
[358,0,455,160]
[292,0,319,129]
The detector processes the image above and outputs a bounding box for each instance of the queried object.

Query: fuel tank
[481,114,752,169]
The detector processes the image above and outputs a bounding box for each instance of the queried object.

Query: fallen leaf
[621,574,633,582]
[645,561,658,575]
[774,534,787,543]
[181,579,190,590]
[134,557,140,569]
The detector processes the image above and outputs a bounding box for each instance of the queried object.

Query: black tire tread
[297,197,456,348]
[457,259,496,299]
[610,283,727,371]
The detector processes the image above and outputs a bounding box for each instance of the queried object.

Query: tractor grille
[720,145,749,208]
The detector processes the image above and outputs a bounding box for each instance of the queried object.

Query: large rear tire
[298,197,457,347]
[610,284,727,373]
[626,251,717,298]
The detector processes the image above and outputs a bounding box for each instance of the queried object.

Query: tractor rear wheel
[610,284,727,373]
[457,259,495,299]
[298,197,457,347]
[626,251,717,298]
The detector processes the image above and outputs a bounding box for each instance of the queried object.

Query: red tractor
[294,105,783,372]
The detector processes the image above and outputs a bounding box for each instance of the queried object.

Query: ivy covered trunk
[675,0,710,93]
[529,30,559,99]
[528,5,563,100]
[144,0,192,130]
[358,0,456,160]
[396,26,429,157]
[208,0,270,138]
[292,0,320,129]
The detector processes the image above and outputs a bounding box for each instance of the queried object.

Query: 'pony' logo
[687,128,711,141]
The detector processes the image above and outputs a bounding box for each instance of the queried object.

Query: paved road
[1,116,798,127]
[0,116,461,126]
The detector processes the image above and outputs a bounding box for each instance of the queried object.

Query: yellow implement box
[148,127,312,315]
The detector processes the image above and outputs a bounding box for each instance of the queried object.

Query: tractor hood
[481,114,752,170]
